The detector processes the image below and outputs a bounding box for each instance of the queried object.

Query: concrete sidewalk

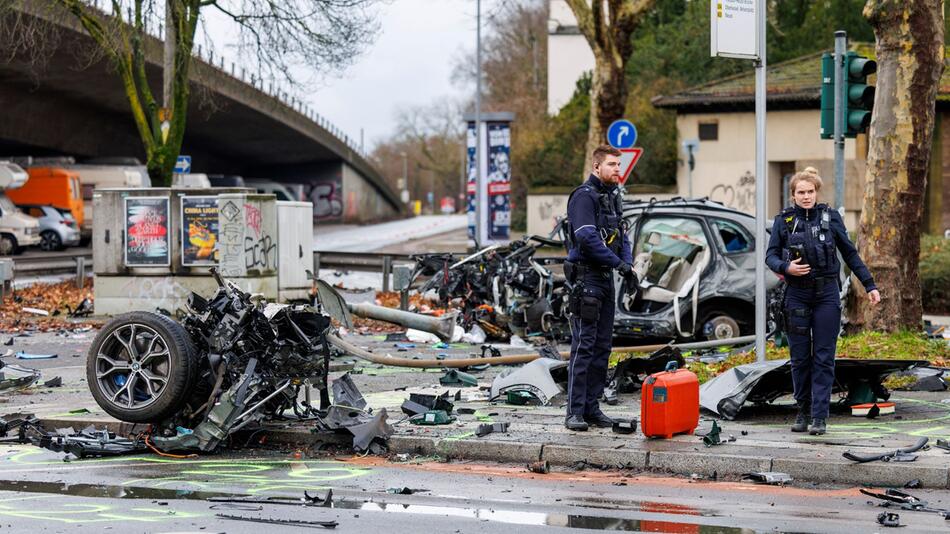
[6,328,950,489]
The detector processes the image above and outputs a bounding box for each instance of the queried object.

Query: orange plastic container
[641,362,699,439]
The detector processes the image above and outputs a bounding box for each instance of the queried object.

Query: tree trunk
[852,0,944,331]
[586,52,626,161]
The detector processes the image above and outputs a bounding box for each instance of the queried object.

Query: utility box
[94,188,313,315]
[277,201,314,302]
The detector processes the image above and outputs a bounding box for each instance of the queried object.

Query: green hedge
[921,235,950,314]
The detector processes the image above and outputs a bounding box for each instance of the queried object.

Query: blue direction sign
[174,155,192,174]
[606,119,637,149]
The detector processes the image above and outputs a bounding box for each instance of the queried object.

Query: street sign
[710,0,759,60]
[174,155,191,174]
[607,119,637,149]
[618,148,643,185]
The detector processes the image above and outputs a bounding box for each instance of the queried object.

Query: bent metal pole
[327,333,756,369]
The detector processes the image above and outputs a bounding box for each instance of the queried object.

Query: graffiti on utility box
[218,197,277,277]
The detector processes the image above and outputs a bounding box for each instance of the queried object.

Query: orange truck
[6,167,84,226]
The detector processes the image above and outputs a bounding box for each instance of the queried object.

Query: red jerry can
[641,361,699,439]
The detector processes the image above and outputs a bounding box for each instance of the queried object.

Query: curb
[34,417,950,489]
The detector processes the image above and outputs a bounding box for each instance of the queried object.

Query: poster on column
[466,121,477,240]
[181,196,219,266]
[124,196,170,267]
[487,122,511,240]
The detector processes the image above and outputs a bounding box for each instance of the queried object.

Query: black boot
[791,405,811,433]
[808,418,827,435]
[585,410,614,428]
[565,415,589,431]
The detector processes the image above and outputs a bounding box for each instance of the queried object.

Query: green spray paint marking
[0,495,204,524]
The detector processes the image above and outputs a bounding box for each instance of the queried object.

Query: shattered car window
[634,217,708,287]
[713,219,752,253]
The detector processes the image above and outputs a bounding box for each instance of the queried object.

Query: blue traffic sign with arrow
[606,119,637,149]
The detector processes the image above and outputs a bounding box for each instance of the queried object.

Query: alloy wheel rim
[95,323,172,409]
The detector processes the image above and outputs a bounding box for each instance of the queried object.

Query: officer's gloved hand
[617,262,634,277]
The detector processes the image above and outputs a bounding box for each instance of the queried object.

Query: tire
[0,234,16,256]
[86,311,199,423]
[39,230,62,252]
[696,308,743,341]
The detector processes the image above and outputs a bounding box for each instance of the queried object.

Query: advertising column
[464,112,514,246]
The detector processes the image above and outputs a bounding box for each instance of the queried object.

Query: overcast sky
[303,0,476,149]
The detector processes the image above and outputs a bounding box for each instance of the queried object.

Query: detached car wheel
[698,310,742,341]
[86,312,198,423]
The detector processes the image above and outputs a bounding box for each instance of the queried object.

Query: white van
[0,162,40,254]
[244,179,297,201]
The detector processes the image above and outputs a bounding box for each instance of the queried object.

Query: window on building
[698,122,719,141]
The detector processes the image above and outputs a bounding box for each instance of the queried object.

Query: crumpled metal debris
[608,345,686,394]
[490,358,568,405]
[83,268,390,456]
[401,391,455,416]
[699,359,930,420]
[698,421,735,447]
[410,234,570,341]
[440,369,478,387]
[216,514,338,529]
[0,360,41,391]
[861,488,950,519]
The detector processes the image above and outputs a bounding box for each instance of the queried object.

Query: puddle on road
[331,500,760,532]
[0,479,787,532]
[0,479,240,501]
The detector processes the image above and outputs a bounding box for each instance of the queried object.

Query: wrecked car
[410,234,570,340]
[86,268,391,454]
[613,198,783,340]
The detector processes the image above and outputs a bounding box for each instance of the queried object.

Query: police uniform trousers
[568,271,615,417]
[784,279,840,419]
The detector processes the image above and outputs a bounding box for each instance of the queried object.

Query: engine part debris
[608,346,685,393]
[82,268,390,456]
[527,460,550,474]
[387,487,428,495]
[481,344,501,358]
[612,419,637,434]
[440,369,478,387]
[505,390,540,405]
[216,514,338,529]
[862,488,950,519]
[43,376,62,388]
[0,361,41,391]
[475,421,510,437]
[877,512,902,527]
[699,421,735,447]
[843,437,928,463]
[741,472,793,485]
[904,479,922,489]
[401,392,455,417]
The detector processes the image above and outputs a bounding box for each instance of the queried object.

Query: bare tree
[852,0,944,331]
[565,0,652,159]
[5,1,378,185]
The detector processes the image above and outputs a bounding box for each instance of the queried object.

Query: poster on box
[124,197,170,267]
[181,196,219,266]
[466,121,477,239]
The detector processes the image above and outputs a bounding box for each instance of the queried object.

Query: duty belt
[564,261,612,282]
[786,275,837,290]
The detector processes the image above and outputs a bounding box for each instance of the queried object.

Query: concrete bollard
[75,257,85,289]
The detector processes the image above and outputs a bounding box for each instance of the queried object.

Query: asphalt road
[0,445,947,533]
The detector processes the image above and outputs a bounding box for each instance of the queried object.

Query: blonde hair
[789,167,823,195]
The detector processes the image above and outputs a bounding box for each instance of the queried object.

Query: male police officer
[563,145,634,431]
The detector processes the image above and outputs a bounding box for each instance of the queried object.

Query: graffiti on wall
[218,200,245,276]
[304,180,343,221]
[710,171,756,212]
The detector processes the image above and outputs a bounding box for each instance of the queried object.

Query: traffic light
[843,51,876,137]
[820,53,835,139]
[819,51,876,140]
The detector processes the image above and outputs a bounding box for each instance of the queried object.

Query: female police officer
[765,167,881,435]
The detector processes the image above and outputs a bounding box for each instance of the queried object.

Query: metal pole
[163,0,175,108]
[754,0,768,362]
[401,152,408,201]
[474,0,486,246]
[382,255,392,293]
[834,31,847,212]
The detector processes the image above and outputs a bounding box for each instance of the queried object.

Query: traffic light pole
[834,31,846,212]
[754,0,767,363]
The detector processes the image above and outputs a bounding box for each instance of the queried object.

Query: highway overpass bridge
[0,3,403,223]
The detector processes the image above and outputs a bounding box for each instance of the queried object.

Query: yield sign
[619,148,643,185]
